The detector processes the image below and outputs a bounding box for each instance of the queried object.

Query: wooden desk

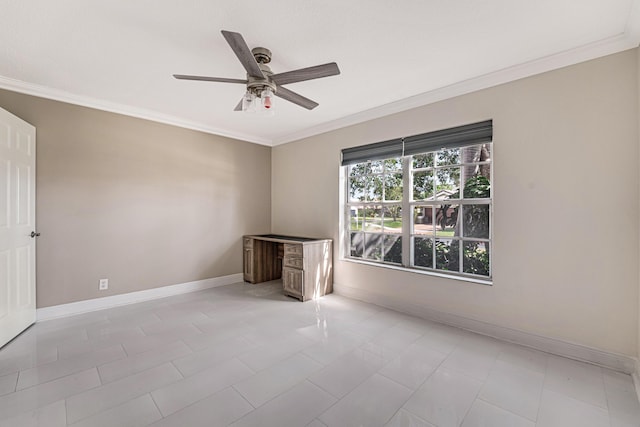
[243,234,333,301]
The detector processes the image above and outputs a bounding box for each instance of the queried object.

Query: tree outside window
[346,143,492,280]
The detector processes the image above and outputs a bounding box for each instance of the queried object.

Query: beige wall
[272,49,640,357]
[0,89,271,308]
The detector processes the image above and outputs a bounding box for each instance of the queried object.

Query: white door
[0,107,36,348]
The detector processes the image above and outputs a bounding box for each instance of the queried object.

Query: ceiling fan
[173,30,340,112]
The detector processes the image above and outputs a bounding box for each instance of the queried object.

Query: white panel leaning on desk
[242,234,333,301]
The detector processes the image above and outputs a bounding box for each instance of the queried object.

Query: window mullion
[345,169,350,258]
[401,156,411,267]
[459,165,465,274]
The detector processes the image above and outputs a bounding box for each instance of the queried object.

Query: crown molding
[272,32,639,146]
[626,0,640,43]
[0,76,272,146]
[1,22,639,148]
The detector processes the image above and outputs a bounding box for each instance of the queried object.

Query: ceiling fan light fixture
[261,88,274,113]
[241,87,275,115]
[242,91,257,113]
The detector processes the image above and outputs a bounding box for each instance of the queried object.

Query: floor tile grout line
[13,370,21,394]
[387,336,454,425]
[598,364,616,418]
[234,356,258,375]
[456,368,485,427]
[364,372,422,425]
[543,358,612,412]
[169,359,186,379]
[14,343,128,391]
[95,359,107,385]
[148,391,167,419]
[4,366,101,395]
[0,368,104,424]
[476,396,537,423]
[482,350,547,401]
[231,384,258,411]
[231,350,327,409]
[389,407,433,427]
[531,352,550,424]
[68,366,182,425]
[301,379,341,423]
[602,376,616,424]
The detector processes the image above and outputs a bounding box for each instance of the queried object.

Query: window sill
[341,257,493,286]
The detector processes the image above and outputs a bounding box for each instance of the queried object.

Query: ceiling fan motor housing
[251,47,272,64]
[247,59,276,95]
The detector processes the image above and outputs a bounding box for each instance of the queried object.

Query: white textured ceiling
[1,1,639,145]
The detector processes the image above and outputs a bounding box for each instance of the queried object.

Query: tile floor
[0,281,638,427]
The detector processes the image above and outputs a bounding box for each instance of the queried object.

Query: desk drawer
[243,237,254,248]
[283,267,303,300]
[284,244,303,256]
[283,256,303,269]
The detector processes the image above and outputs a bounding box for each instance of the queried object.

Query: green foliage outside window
[347,143,492,279]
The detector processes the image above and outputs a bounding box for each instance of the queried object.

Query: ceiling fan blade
[173,74,247,84]
[275,86,319,110]
[271,62,340,86]
[234,98,243,111]
[221,30,264,79]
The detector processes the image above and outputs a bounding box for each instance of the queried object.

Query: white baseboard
[634,361,640,403]
[334,283,638,375]
[36,273,244,321]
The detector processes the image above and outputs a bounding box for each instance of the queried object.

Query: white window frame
[343,143,493,284]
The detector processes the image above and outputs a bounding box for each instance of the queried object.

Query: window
[348,158,404,263]
[343,121,492,282]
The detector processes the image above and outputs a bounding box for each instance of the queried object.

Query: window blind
[340,138,403,166]
[341,120,492,166]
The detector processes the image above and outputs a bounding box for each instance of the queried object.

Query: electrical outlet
[99,279,108,290]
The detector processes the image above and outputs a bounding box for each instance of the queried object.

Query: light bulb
[261,88,274,114]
